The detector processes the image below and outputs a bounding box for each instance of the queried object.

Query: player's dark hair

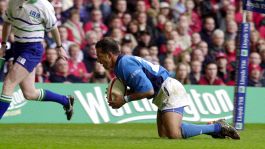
[95,37,120,54]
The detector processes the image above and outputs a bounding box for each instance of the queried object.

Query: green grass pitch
[0,124,264,149]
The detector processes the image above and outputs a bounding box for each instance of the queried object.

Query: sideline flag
[243,0,265,13]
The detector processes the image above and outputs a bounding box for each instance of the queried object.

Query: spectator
[134,30,154,55]
[197,41,209,57]
[184,0,202,33]
[122,12,133,28]
[127,20,140,37]
[35,63,47,83]
[138,47,150,60]
[163,57,176,78]
[200,16,216,46]
[68,44,91,82]
[134,0,155,27]
[90,62,109,83]
[111,0,127,19]
[209,29,226,58]
[191,48,205,66]
[200,0,222,28]
[62,0,90,23]
[121,33,138,50]
[259,45,265,69]
[225,20,238,41]
[136,12,156,39]
[52,1,64,25]
[159,2,173,21]
[83,43,97,73]
[159,39,179,64]
[42,48,58,77]
[64,9,85,47]
[178,50,191,64]
[110,27,124,43]
[198,62,225,85]
[191,33,202,49]
[149,45,160,64]
[168,30,183,52]
[120,45,133,55]
[155,14,167,33]
[248,64,262,87]
[87,0,111,23]
[84,30,100,46]
[84,8,108,35]
[177,15,191,50]
[224,40,236,63]
[171,0,186,21]
[189,60,202,84]
[176,62,190,84]
[216,52,229,83]
[249,52,262,66]
[235,0,243,25]
[49,58,83,83]
[51,26,75,57]
[250,30,260,52]
[157,21,175,48]
[106,16,125,35]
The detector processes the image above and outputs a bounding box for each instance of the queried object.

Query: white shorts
[152,77,189,111]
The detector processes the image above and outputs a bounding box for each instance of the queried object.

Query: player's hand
[57,46,69,61]
[108,92,125,109]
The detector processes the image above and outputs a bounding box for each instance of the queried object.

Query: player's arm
[50,26,69,60]
[124,89,154,102]
[0,0,12,57]
[109,58,154,109]
[45,3,68,60]
[0,22,11,57]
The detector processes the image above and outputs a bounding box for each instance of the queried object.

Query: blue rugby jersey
[114,55,169,96]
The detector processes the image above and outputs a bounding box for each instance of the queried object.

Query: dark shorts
[13,42,44,72]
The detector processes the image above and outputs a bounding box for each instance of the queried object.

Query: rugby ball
[107,78,126,101]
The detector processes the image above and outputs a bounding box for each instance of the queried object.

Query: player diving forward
[96,37,240,139]
[0,0,74,120]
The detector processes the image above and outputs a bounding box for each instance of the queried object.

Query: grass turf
[0,124,264,149]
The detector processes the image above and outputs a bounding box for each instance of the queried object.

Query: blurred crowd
[1,0,265,87]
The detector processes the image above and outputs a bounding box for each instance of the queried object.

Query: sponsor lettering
[76,87,233,123]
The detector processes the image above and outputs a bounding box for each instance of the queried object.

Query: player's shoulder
[119,55,139,65]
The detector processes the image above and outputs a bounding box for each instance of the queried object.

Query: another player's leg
[156,110,168,138]
[0,63,30,119]
[19,68,75,120]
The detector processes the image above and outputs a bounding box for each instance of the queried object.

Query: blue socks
[0,95,12,119]
[181,122,221,138]
[0,89,68,119]
[39,89,68,106]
